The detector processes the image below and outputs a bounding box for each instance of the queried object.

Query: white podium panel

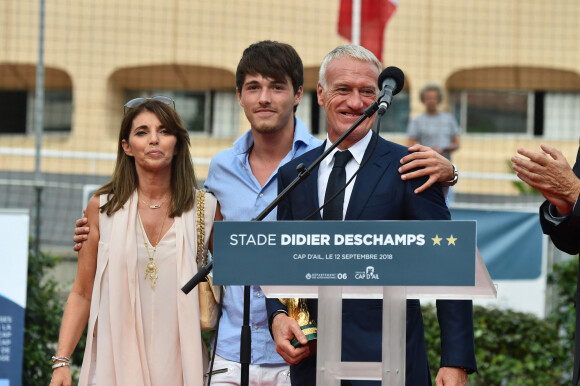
[262,249,495,385]
[262,249,496,299]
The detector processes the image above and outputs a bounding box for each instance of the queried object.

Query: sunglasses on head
[123,96,175,115]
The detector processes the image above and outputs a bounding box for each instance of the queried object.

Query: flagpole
[351,0,361,45]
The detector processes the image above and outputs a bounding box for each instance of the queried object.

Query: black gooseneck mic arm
[181,262,213,294]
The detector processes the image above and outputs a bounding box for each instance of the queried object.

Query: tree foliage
[22,244,84,385]
[423,258,578,385]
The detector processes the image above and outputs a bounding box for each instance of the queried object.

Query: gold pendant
[145,259,158,289]
[149,204,161,209]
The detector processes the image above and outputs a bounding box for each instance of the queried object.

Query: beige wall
[1,0,579,195]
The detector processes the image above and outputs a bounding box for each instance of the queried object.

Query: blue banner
[0,298,24,386]
[213,220,476,286]
[0,210,29,386]
[451,208,543,280]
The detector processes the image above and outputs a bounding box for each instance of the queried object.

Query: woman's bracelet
[51,355,71,370]
[52,362,70,369]
[51,355,71,363]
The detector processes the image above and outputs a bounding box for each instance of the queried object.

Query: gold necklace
[139,194,168,209]
[137,209,168,290]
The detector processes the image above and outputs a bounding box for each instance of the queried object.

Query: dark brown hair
[95,100,196,217]
[236,40,304,112]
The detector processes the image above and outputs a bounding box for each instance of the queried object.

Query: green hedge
[24,247,578,385]
[423,258,578,385]
[23,245,85,385]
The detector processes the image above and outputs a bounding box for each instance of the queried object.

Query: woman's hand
[50,366,72,386]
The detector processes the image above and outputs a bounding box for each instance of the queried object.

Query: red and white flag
[338,0,398,60]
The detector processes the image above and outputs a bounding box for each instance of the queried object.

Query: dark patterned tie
[323,150,353,220]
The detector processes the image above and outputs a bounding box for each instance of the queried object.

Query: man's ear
[236,88,244,108]
[317,83,325,107]
[293,86,304,107]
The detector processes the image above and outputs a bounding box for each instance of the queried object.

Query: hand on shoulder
[399,144,456,194]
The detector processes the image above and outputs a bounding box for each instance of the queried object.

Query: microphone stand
[182,101,380,386]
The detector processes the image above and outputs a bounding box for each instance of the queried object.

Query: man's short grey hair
[420,83,443,103]
[318,45,383,89]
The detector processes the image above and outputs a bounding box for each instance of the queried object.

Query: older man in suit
[512,142,580,384]
[266,45,476,386]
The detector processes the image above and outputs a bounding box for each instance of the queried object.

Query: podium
[213,220,496,385]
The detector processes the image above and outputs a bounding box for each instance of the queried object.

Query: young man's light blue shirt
[204,118,322,364]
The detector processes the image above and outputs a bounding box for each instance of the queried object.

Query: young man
[267,45,476,386]
[202,40,320,385]
[73,41,458,385]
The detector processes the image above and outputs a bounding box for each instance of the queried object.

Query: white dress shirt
[317,130,373,219]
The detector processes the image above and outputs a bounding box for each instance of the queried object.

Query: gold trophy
[280,298,317,347]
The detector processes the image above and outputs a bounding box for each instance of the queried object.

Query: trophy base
[291,324,317,347]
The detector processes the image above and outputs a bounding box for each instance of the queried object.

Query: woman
[51,96,220,386]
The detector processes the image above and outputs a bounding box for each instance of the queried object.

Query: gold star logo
[432,235,442,245]
[447,235,457,246]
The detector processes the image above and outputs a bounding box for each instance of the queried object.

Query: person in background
[407,83,460,161]
[407,84,461,204]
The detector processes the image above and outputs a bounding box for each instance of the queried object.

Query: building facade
[1,0,579,197]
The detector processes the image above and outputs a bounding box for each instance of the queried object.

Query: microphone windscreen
[378,66,405,96]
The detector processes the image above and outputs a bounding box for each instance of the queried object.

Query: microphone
[377,66,405,115]
[181,261,213,294]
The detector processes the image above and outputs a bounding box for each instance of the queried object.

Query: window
[296,92,316,134]
[0,91,27,134]
[126,90,208,132]
[174,92,207,133]
[43,90,73,133]
[0,90,72,134]
[450,90,580,139]
[543,92,580,139]
[374,90,410,133]
[450,90,530,135]
[125,90,240,138]
[311,90,411,135]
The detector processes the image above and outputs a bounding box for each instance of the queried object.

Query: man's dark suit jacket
[539,145,580,385]
[266,133,477,386]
